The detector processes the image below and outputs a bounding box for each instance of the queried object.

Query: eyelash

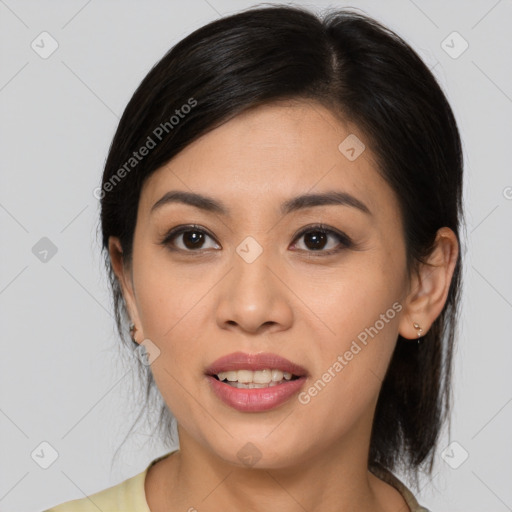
[159,223,353,257]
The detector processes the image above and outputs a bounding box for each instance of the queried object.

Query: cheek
[133,249,205,337]
[295,287,402,441]
[299,257,403,337]
[304,258,405,390]
[131,262,211,416]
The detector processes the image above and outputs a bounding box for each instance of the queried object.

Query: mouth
[204,351,308,381]
[204,352,308,411]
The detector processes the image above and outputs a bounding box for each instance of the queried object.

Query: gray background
[1,1,511,511]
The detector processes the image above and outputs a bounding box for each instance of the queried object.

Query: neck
[147,423,406,512]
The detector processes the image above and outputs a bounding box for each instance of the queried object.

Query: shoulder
[42,467,150,512]
[368,464,432,512]
[42,451,177,512]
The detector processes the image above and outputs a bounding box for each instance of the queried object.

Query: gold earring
[413,322,423,343]
[129,322,138,343]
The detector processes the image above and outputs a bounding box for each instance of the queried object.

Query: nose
[215,248,294,335]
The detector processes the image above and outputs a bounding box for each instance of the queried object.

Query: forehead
[139,100,397,220]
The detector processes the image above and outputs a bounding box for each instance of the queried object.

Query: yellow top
[43,450,430,512]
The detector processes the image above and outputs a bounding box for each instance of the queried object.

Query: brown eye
[180,230,207,249]
[161,225,220,252]
[291,224,352,255]
[302,230,328,250]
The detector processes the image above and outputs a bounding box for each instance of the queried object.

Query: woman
[45,4,463,511]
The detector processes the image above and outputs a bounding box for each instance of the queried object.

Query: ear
[108,236,144,344]
[398,227,459,340]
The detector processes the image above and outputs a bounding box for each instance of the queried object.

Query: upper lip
[205,352,308,377]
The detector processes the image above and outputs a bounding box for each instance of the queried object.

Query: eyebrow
[150,190,372,217]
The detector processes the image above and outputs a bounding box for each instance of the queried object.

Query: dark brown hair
[98,3,465,484]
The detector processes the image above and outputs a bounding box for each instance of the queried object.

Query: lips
[204,352,309,412]
[204,351,308,377]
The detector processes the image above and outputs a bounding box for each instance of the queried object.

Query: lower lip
[206,375,307,412]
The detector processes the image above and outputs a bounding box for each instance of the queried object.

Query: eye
[290,224,353,256]
[160,224,220,252]
[160,223,353,256]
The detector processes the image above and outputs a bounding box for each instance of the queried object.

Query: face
[113,100,414,469]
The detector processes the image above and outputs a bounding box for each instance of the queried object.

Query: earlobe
[399,227,459,340]
[108,236,143,343]
[129,322,140,345]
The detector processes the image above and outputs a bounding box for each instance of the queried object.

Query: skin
[109,100,459,512]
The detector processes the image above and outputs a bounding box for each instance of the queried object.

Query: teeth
[271,369,284,382]
[215,369,295,384]
[228,381,281,389]
[224,371,238,382]
[237,369,253,383]
[251,369,272,384]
